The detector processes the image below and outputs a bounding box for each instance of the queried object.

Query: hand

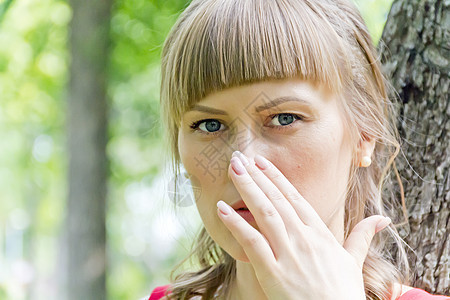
[216,151,391,300]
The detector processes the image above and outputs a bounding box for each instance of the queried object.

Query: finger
[343,215,391,269]
[216,200,276,271]
[232,152,307,238]
[228,156,290,257]
[254,154,329,231]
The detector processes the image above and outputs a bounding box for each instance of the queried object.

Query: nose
[228,124,260,163]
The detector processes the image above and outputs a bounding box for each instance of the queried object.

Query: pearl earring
[360,156,372,167]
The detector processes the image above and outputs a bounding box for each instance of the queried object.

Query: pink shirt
[149,285,449,300]
[398,288,450,300]
[149,285,171,300]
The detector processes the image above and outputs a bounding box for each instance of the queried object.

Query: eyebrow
[188,96,312,115]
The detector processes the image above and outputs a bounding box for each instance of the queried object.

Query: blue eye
[189,119,225,135]
[269,113,299,126]
[268,113,304,131]
[189,113,304,136]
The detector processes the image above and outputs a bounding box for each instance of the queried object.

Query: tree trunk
[64,0,112,299]
[380,0,449,295]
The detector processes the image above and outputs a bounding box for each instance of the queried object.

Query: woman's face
[178,77,357,261]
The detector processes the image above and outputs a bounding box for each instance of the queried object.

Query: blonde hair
[159,0,412,299]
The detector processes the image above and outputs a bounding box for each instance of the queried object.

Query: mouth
[231,199,248,211]
[234,206,255,224]
[229,199,257,225]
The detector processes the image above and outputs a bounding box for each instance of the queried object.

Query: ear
[357,132,376,159]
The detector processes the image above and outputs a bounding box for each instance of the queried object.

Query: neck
[226,260,268,300]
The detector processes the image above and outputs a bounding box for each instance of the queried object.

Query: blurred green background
[0,0,394,299]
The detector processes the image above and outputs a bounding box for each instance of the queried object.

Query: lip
[231,199,248,210]
[230,199,256,226]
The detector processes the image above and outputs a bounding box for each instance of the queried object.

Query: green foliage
[0,0,393,299]
[0,0,69,298]
[0,0,14,24]
[352,0,394,46]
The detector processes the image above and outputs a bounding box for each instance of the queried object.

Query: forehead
[162,0,353,121]
[186,77,337,113]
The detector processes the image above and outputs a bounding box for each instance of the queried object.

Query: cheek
[178,131,231,224]
[269,119,350,217]
[178,132,231,185]
[179,133,249,260]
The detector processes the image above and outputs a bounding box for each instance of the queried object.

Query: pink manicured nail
[231,157,247,175]
[376,217,391,233]
[217,200,232,215]
[255,154,270,170]
[232,150,249,166]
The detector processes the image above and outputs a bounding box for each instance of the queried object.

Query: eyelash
[188,113,304,136]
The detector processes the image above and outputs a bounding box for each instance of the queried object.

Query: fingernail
[231,156,247,175]
[232,150,249,166]
[376,217,391,233]
[217,200,232,215]
[254,154,270,170]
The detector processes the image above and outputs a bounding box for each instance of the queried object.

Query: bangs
[161,0,352,125]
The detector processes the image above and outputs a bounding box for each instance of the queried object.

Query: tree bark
[380,0,449,295]
[64,0,112,299]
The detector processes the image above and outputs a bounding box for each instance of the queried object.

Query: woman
[149,0,449,299]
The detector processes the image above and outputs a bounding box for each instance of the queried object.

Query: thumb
[343,216,391,269]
